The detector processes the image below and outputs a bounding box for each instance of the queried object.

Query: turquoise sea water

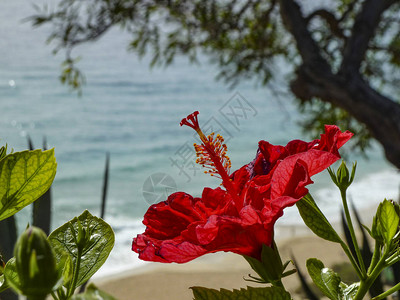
[1,1,399,276]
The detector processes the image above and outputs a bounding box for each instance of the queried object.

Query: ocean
[1,0,399,277]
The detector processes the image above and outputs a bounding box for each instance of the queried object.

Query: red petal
[270,158,312,200]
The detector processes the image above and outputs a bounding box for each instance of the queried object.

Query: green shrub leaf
[342,283,359,300]
[3,258,21,294]
[48,210,114,288]
[0,274,9,293]
[296,194,342,243]
[306,258,342,300]
[191,286,291,300]
[377,199,399,244]
[71,283,117,300]
[0,149,57,221]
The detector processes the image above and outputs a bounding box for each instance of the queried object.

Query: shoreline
[92,234,347,300]
[91,200,380,299]
[91,229,350,300]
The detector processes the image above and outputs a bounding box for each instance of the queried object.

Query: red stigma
[180,111,200,130]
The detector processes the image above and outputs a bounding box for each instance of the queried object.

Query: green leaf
[71,283,117,300]
[55,251,74,289]
[0,149,57,221]
[342,283,359,300]
[48,210,114,288]
[243,244,284,284]
[3,258,21,294]
[0,145,8,161]
[0,274,9,293]
[191,286,291,300]
[296,194,342,243]
[306,258,342,300]
[377,199,399,244]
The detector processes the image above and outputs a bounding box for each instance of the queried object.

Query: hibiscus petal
[239,205,262,226]
[317,125,353,152]
[143,192,201,239]
[259,141,287,164]
[132,235,168,263]
[158,241,208,263]
[270,158,312,200]
[195,215,220,244]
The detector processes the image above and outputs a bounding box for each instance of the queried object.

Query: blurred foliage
[29,0,400,156]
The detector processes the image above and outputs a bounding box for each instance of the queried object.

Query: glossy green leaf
[3,258,22,294]
[61,253,74,288]
[296,194,342,243]
[377,199,399,244]
[306,258,342,300]
[71,283,117,300]
[191,286,291,300]
[0,149,57,221]
[342,283,359,300]
[48,210,114,288]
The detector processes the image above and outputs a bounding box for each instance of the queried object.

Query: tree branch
[306,9,346,39]
[278,0,331,73]
[340,0,397,75]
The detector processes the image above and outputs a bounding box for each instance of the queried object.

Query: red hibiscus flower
[132,111,352,263]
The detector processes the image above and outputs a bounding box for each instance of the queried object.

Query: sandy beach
[93,225,350,300]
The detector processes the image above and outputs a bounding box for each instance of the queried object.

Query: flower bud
[13,226,58,298]
[328,161,356,192]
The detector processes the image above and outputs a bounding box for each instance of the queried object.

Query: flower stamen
[180,112,238,198]
[194,133,231,178]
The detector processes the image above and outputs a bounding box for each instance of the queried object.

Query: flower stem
[385,250,400,266]
[340,189,367,278]
[372,281,400,300]
[354,248,389,300]
[272,279,285,288]
[367,242,381,274]
[339,240,364,279]
[51,291,59,300]
[67,249,82,298]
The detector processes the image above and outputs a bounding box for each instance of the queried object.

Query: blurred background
[1,0,399,277]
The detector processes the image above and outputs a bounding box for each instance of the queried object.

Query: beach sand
[93,226,349,300]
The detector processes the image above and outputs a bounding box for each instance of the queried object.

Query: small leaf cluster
[307,258,358,300]
[297,161,400,300]
[0,145,116,300]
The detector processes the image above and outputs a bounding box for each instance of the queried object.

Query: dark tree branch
[340,0,398,74]
[306,9,346,39]
[278,0,330,73]
[279,0,400,168]
[338,0,360,23]
[292,67,400,168]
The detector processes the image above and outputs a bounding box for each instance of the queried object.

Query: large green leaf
[377,199,399,244]
[191,286,291,300]
[48,210,114,288]
[296,194,342,243]
[71,283,117,300]
[0,149,57,221]
[306,258,342,300]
